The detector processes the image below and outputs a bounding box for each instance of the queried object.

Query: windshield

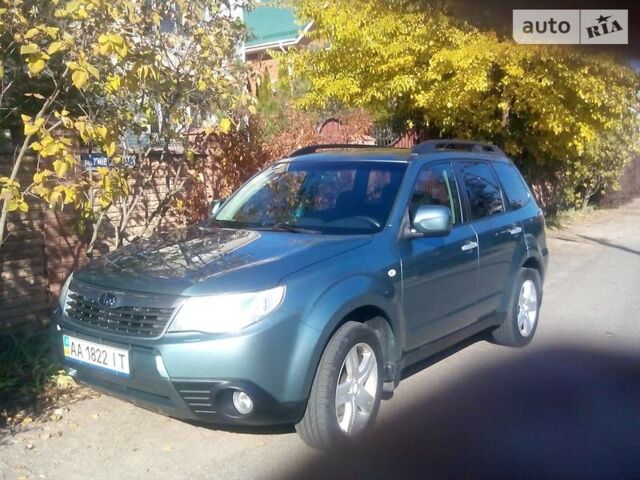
[214,160,407,234]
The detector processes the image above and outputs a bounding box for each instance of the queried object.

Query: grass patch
[0,330,88,429]
[545,205,599,230]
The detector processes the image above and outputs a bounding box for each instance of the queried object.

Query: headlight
[169,286,285,334]
[58,273,74,310]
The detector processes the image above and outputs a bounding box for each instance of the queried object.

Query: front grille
[65,292,174,338]
[174,382,217,417]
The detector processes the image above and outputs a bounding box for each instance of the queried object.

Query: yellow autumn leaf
[53,160,69,177]
[95,125,107,139]
[47,41,65,55]
[106,74,121,91]
[97,41,110,56]
[104,141,116,157]
[218,118,232,134]
[49,190,62,208]
[33,170,53,183]
[72,69,88,89]
[7,198,28,212]
[27,57,47,75]
[24,28,40,39]
[86,63,99,80]
[41,140,61,157]
[23,116,45,136]
[45,26,59,38]
[20,43,39,55]
[97,33,127,59]
[63,187,76,204]
[197,79,206,91]
[115,43,128,59]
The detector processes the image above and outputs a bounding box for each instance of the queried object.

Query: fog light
[155,355,169,378]
[232,391,254,415]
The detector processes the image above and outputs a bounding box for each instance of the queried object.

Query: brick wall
[0,152,215,331]
[0,155,49,329]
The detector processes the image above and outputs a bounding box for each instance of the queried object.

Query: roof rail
[411,139,504,155]
[288,143,388,157]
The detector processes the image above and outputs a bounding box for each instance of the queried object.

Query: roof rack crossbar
[411,139,504,155]
[288,144,389,157]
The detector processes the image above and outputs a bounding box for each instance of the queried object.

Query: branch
[0,83,64,248]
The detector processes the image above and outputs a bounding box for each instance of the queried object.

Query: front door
[399,162,479,351]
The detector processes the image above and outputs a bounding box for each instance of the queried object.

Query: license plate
[63,335,130,376]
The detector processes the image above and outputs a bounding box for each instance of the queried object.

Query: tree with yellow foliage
[286,0,639,211]
[0,0,251,248]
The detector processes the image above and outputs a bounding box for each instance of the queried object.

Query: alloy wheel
[335,342,379,435]
[517,279,538,337]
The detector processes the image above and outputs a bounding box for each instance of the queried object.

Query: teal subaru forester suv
[51,140,548,449]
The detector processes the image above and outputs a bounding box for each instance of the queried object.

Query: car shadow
[279,345,640,480]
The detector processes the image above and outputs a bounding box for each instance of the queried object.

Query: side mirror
[411,205,452,236]
[209,198,225,218]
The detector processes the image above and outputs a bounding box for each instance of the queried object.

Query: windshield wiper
[266,222,321,234]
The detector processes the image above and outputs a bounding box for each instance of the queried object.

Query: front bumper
[50,305,319,426]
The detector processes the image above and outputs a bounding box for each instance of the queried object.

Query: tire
[492,268,543,347]
[296,321,383,450]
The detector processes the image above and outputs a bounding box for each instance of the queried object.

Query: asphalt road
[1,200,639,480]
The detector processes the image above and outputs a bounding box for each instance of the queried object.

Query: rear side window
[492,162,531,210]
[458,161,505,220]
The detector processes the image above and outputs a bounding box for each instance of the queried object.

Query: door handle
[461,241,478,252]
[509,226,523,235]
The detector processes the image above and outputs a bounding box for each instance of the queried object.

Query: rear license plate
[63,335,130,376]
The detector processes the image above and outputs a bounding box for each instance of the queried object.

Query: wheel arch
[522,255,544,280]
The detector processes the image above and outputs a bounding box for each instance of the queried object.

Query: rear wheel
[296,321,383,449]
[492,268,542,347]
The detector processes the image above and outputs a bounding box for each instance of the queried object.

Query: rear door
[454,160,519,319]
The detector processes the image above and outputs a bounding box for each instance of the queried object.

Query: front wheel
[296,321,383,449]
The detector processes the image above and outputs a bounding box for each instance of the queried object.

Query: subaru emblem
[98,292,118,308]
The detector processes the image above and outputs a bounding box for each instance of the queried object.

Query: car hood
[74,225,371,295]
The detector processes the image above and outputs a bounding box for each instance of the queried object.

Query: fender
[298,274,403,397]
[524,232,549,280]
[497,241,547,315]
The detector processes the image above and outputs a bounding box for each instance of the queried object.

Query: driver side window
[410,163,462,226]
